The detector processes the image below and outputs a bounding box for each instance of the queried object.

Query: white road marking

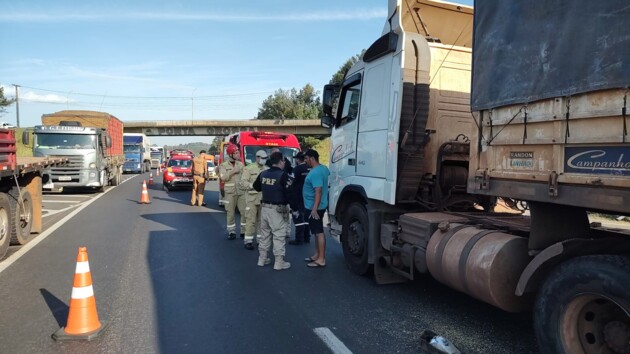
[42,204,80,218]
[42,200,85,204]
[0,174,139,274]
[313,327,353,354]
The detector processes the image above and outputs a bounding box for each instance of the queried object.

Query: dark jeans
[292,209,310,242]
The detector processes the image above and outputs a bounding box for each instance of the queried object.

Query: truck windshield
[167,159,191,168]
[124,145,141,153]
[243,146,299,166]
[35,134,96,150]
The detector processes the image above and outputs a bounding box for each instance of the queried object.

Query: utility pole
[12,84,20,127]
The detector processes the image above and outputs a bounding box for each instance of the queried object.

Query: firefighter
[191,150,209,206]
[219,143,247,239]
[239,149,268,250]
[253,151,299,270]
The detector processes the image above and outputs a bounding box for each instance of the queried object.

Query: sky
[0,0,473,146]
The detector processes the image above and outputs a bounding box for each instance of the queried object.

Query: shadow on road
[39,288,69,328]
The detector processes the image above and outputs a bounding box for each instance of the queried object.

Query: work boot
[273,256,291,271]
[257,252,271,267]
[240,233,245,239]
[244,243,255,250]
[228,232,236,240]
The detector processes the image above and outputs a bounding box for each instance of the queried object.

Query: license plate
[58,176,72,181]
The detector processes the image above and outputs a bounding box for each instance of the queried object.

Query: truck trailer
[320,1,629,353]
[32,110,124,192]
[0,129,66,260]
[123,133,151,173]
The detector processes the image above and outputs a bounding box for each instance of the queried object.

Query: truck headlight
[89,163,96,169]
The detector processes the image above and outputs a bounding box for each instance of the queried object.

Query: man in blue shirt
[302,149,330,268]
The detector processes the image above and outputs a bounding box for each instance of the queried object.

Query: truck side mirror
[321,84,338,128]
[22,130,29,145]
[105,135,112,148]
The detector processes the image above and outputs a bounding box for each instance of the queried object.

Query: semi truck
[0,129,66,260]
[123,133,151,173]
[320,1,629,353]
[150,146,165,169]
[32,110,124,192]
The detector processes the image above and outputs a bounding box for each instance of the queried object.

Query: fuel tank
[426,222,532,312]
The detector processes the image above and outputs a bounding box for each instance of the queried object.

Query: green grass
[15,128,33,157]
[312,138,330,166]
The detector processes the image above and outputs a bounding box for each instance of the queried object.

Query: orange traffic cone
[156,167,160,177]
[149,173,154,185]
[140,180,151,204]
[52,247,108,341]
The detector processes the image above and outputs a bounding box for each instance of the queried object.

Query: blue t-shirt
[303,164,330,210]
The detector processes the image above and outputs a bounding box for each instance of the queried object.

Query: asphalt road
[0,174,538,354]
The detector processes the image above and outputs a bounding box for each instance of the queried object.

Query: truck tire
[96,171,106,193]
[534,255,630,354]
[341,202,371,275]
[111,167,121,186]
[8,189,33,245]
[0,194,11,260]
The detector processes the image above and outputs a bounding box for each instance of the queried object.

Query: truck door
[329,72,362,210]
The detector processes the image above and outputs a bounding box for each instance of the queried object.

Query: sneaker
[228,232,236,240]
[201,202,207,206]
[244,243,255,250]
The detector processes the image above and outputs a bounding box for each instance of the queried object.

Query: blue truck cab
[123,133,151,173]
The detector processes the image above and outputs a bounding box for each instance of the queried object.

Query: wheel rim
[561,293,630,354]
[0,207,8,243]
[347,218,366,256]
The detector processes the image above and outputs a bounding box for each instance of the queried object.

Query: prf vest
[260,168,286,205]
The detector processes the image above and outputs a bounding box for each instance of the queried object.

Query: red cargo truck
[0,129,67,260]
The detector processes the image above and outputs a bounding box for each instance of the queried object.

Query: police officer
[253,152,298,270]
[239,149,268,250]
[191,150,209,206]
[288,151,311,244]
[219,143,247,239]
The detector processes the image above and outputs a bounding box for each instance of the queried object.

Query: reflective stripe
[294,222,309,227]
[71,285,94,299]
[227,224,236,227]
[245,207,250,211]
[225,183,235,186]
[75,261,90,274]
[244,235,254,241]
[223,201,230,204]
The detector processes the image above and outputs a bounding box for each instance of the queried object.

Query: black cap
[294,151,305,160]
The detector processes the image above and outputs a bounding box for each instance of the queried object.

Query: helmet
[226,143,238,155]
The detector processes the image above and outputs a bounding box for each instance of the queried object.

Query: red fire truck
[218,131,301,206]
[163,149,194,191]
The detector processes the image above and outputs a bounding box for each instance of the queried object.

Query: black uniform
[290,162,311,243]
[253,167,298,211]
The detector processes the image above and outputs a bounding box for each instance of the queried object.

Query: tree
[256,84,321,121]
[0,87,15,116]
[329,51,365,85]
[256,84,324,150]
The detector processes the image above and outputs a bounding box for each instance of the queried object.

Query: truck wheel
[8,189,33,245]
[341,202,371,275]
[534,255,630,354]
[111,168,121,186]
[0,194,11,260]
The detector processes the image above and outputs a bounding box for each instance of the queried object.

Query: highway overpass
[123,119,329,136]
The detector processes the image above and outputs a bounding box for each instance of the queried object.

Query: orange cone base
[52,320,109,341]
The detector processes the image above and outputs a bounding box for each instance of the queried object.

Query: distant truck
[321,1,629,352]
[0,129,67,260]
[150,146,165,169]
[123,133,151,173]
[33,110,124,192]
